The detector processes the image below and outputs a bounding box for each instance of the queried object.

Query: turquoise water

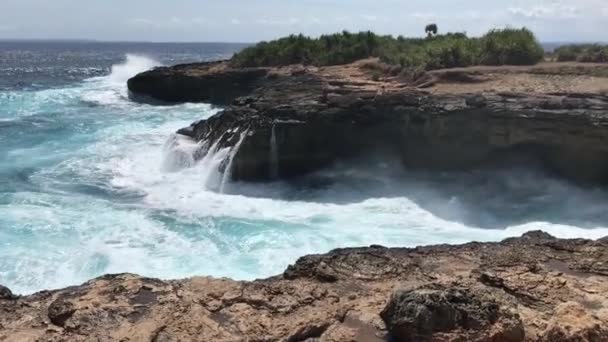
[2,43,608,295]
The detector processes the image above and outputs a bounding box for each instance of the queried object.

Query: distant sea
[1,41,608,295]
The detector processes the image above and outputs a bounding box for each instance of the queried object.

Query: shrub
[478,28,544,65]
[231,27,544,70]
[555,44,608,63]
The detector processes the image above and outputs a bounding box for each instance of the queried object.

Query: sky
[0,0,606,42]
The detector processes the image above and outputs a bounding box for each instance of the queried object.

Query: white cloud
[508,2,579,20]
[3,0,608,42]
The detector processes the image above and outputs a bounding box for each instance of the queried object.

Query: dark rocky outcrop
[381,287,525,341]
[2,232,608,341]
[128,60,608,185]
[127,61,269,105]
[0,285,14,300]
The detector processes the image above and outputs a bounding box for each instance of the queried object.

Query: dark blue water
[1,41,607,295]
[0,41,247,90]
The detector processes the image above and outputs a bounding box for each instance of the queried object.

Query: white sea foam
[81,54,161,106]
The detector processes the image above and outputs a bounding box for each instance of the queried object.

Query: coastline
[3,51,608,340]
[2,231,608,341]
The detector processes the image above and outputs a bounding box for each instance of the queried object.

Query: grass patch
[231,28,544,71]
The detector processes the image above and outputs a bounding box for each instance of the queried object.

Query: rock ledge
[2,232,608,341]
[128,60,608,184]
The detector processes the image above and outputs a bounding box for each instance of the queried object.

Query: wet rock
[128,61,608,185]
[381,286,524,341]
[127,61,269,104]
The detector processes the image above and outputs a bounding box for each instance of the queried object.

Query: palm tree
[425,23,438,38]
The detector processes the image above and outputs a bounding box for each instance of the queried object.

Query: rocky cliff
[2,232,608,341]
[128,59,608,184]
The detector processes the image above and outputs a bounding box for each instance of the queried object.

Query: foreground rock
[2,232,608,341]
[129,60,608,184]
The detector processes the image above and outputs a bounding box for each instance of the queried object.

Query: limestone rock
[128,60,608,185]
[2,233,608,341]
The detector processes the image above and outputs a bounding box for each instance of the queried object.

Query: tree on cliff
[425,24,438,38]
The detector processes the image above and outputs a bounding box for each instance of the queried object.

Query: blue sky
[0,0,606,42]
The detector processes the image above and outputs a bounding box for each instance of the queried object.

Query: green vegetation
[231,31,383,67]
[231,28,545,71]
[554,44,608,63]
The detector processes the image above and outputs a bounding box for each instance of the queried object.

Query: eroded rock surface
[128,60,608,184]
[2,232,608,341]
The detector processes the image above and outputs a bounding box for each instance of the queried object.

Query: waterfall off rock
[162,133,205,172]
[220,129,249,193]
[162,130,250,193]
[270,124,279,179]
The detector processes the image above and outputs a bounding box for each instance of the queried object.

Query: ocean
[1,41,608,295]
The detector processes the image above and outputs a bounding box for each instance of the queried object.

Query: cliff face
[128,60,608,185]
[2,232,608,341]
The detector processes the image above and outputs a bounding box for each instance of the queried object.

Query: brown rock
[2,233,608,341]
[540,302,608,341]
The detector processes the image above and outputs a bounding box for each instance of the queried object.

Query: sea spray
[108,54,161,85]
[220,129,250,193]
[81,54,161,106]
[162,133,202,172]
[270,124,279,179]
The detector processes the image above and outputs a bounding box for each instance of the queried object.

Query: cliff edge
[128,59,608,185]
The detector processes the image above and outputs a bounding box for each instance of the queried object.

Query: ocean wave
[80,54,161,106]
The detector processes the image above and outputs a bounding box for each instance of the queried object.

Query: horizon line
[0,38,254,44]
[1,37,607,45]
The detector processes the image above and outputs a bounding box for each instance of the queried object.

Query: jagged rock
[2,233,608,341]
[0,285,14,300]
[128,60,608,185]
[48,297,76,327]
[381,286,525,341]
[127,61,269,104]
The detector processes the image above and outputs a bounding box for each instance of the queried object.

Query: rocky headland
[2,232,608,341]
[128,59,608,185]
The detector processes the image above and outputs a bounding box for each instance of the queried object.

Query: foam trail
[270,124,279,179]
[220,129,249,193]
